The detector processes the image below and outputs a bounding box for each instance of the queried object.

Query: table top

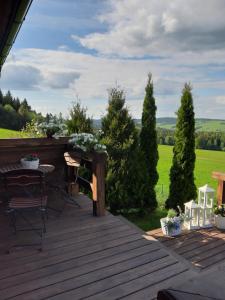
[0,163,55,174]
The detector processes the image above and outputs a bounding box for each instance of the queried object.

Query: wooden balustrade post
[92,152,106,216]
[212,171,225,206]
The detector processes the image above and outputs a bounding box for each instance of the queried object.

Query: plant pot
[160,217,182,237]
[21,158,39,169]
[215,215,225,230]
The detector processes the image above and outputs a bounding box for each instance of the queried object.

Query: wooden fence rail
[0,137,106,216]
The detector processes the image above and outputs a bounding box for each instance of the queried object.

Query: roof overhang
[0,0,32,73]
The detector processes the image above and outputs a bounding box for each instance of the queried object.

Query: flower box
[21,153,39,169]
[160,217,182,237]
[215,215,225,230]
[21,158,39,169]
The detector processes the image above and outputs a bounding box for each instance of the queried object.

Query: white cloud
[44,71,80,89]
[75,0,225,57]
[216,95,225,104]
[0,64,42,90]
[1,44,225,118]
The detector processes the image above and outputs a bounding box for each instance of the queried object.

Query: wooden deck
[148,227,225,270]
[0,195,195,300]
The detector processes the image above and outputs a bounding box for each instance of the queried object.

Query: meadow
[156,118,225,132]
[1,129,224,231]
[0,128,22,138]
[126,145,225,231]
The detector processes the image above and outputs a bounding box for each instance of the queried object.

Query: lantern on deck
[198,184,214,228]
[184,200,200,230]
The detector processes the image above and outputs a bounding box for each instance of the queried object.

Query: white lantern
[198,184,214,228]
[184,200,200,229]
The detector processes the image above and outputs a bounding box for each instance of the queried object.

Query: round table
[0,163,55,174]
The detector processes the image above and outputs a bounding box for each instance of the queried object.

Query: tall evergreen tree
[166,83,197,210]
[67,101,93,134]
[140,73,158,210]
[0,89,3,105]
[102,87,147,213]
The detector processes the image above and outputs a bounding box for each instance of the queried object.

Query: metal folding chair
[3,169,47,252]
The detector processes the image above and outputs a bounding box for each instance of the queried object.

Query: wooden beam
[212,171,225,205]
[92,153,106,217]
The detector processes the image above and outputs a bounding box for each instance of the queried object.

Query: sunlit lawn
[125,145,225,231]
[0,128,23,138]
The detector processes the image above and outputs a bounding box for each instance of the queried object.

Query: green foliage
[0,89,42,131]
[214,205,225,217]
[157,117,225,132]
[67,101,93,134]
[166,84,197,210]
[102,87,147,213]
[21,120,43,138]
[167,209,177,218]
[140,73,158,210]
[122,145,225,231]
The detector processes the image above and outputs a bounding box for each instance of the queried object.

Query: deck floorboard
[0,195,195,299]
[148,226,225,270]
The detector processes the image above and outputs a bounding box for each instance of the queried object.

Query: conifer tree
[166,83,197,210]
[140,73,158,210]
[67,101,93,134]
[0,89,3,105]
[102,87,147,213]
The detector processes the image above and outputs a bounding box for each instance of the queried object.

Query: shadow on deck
[148,227,225,270]
[0,195,195,300]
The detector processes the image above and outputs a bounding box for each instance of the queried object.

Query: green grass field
[0,128,22,138]
[125,145,225,231]
[1,128,224,231]
[157,118,225,132]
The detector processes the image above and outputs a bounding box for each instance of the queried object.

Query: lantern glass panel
[192,208,199,227]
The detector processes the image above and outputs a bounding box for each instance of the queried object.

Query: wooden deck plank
[80,262,189,300]
[0,239,149,290]
[0,244,162,299]
[0,223,136,267]
[0,232,145,280]
[121,269,195,300]
[148,227,225,270]
[1,194,214,300]
[6,247,167,300]
[184,234,225,259]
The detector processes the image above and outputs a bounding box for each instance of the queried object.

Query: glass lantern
[198,184,214,228]
[184,200,200,230]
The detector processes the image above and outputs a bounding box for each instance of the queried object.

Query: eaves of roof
[0,0,32,73]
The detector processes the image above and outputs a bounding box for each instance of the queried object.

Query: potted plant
[214,205,225,229]
[21,153,39,169]
[38,121,67,138]
[69,133,107,154]
[160,208,185,236]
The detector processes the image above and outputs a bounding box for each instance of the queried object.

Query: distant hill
[94,118,225,132]
[156,118,225,132]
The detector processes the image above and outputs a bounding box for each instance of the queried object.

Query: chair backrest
[3,169,45,189]
[64,152,81,168]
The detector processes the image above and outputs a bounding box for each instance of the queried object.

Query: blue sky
[1,0,225,119]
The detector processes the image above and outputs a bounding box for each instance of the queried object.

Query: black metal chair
[3,169,47,252]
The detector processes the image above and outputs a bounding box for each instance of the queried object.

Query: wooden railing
[0,137,106,216]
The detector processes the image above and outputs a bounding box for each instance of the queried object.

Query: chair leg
[41,209,46,233]
[11,210,17,234]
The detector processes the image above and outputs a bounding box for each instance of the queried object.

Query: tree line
[71,75,196,213]
[1,76,197,214]
[157,128,225,151]
[0,89,43,130]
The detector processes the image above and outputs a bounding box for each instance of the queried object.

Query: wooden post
[92,152,106,216]
[64,152,81,197]
[212,171,225,206]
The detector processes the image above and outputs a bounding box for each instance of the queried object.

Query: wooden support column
[212,171,225,206]
[64,152,80,196]
[92,152,106,216]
